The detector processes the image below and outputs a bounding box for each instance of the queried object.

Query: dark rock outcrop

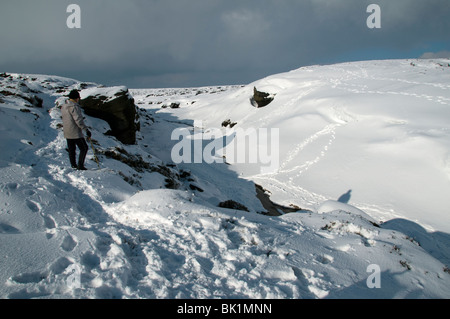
[251,87,274,108]
[255,184,307,216]
[218,200,249,212]
[221,119,237,128]
[161,102,180,109]
[81,87,139,144]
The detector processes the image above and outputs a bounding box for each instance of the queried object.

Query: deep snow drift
[0,60,449,299]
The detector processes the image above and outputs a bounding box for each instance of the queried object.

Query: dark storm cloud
[1,0,449,88]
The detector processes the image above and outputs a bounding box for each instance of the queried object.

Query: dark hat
[68,89,80,100]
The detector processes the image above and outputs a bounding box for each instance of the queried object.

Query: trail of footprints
[1,177,146,298]
[1,181,55,238]
[1,180,91,297]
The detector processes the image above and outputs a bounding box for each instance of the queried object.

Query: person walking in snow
[61,89,92,170]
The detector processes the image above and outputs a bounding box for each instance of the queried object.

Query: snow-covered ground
[0,59,449,299]
[138,59,450,234]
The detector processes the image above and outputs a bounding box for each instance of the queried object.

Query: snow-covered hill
[136,59,450,234]
[0,59,449,299]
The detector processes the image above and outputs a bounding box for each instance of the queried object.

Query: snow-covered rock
[80,86,139,145]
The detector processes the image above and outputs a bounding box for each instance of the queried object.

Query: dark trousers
[67,138,89,168]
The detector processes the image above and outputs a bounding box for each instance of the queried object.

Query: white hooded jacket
[61,99,89,139]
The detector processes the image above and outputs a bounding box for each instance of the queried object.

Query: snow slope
[0,60,450,299]
[136,59,450,234]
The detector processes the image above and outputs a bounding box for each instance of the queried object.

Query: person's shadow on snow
[337,189,352,204]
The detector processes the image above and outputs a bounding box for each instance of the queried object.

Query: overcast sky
[1,0,449,88]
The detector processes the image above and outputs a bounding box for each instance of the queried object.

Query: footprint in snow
[7,257,76,298]
[0,182,19,196]
[61,233,77,252]
[49,257,73,275]
[43,214,56,230]
[0,222,20,234]
[25,199,41,213]
[315,254,334,265]
[10,271,47,284]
